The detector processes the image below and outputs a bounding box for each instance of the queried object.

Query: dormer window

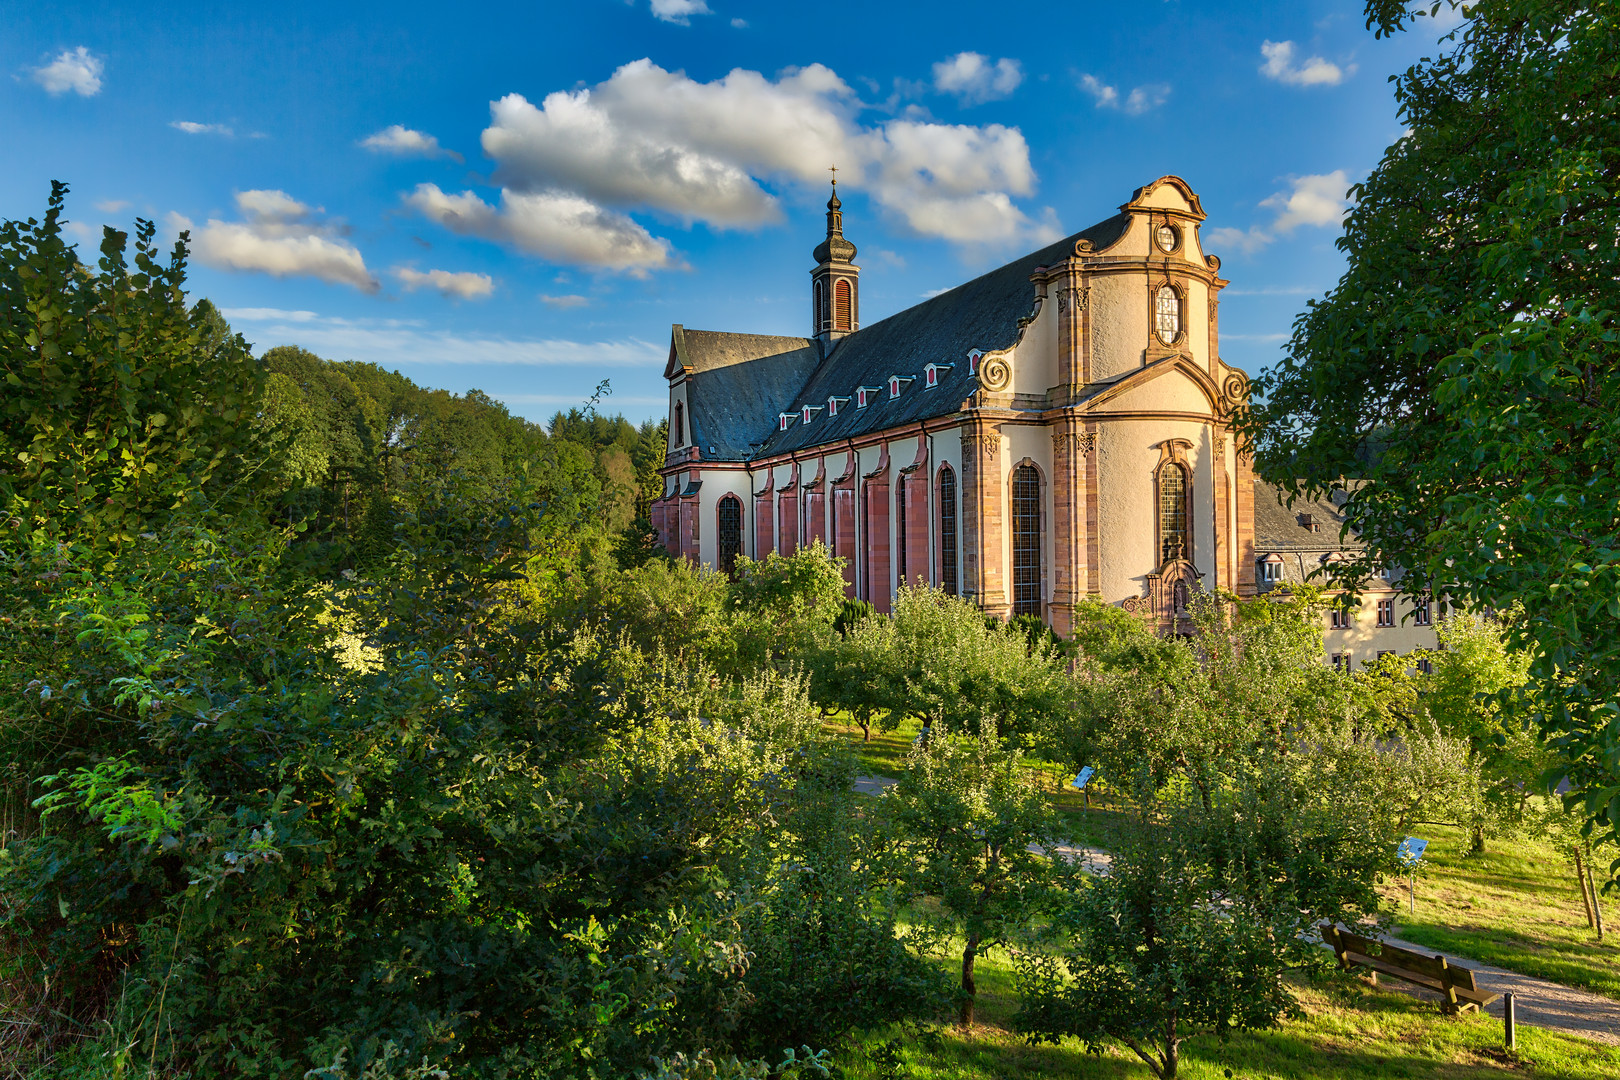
[856,385,881,408]
[924,363,953,388]
[801,404,823,424]
[1298,513,1319,533]
[1258,553,1284,582]
[967,349,983,376]
[827,395,850,416]
[778,412,795,431]
[888,375,915,399]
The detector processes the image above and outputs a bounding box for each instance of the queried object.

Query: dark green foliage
[1232,0,1620,865]
[832,599,875,638]
[0,190,941,1078]
[0,182,269,548]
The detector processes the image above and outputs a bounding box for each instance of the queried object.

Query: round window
[1156,223,1178,253]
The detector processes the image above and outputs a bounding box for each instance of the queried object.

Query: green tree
[1232,0,1620,866]
[887,732,1058,1028]
[0,183,267,547]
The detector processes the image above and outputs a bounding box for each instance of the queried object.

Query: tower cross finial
[828,163,837,186]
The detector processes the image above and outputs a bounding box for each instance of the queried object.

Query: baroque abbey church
[651,176,1438,658]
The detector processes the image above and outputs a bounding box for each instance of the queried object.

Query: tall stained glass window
[717,495,743,575]
[1012,464,1041,617]
[1155,284,1180,344]
[938,466,958,596]
[895,482,907,583]
[1159,464,1187,564]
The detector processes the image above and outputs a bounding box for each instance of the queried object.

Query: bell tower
[811,171,859,347]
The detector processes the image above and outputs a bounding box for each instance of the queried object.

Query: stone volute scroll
[978,350,1013,392]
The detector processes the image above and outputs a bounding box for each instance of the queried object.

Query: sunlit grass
[1383,819,1620,1000]
[833,942,1620,1079]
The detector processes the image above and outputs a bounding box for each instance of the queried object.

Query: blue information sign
[1072,766,1096,791]
[1397,837,1428,867]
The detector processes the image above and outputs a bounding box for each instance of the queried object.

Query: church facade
[650,175,1438,653]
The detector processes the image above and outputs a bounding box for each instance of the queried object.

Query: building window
[1012,464,1042,617]
[1331,652,1351,672]
[1376,598,1394,627]
[1330,606,1350,629]
[1413,598,1431,626]
[1259,556,1283,582]
[1378,650,1396,661]
[939,465,958,597]
[1158,463,1188,564]
[895,482,907,583]
[717,495,743,575]
[834,279,852,331]
[1155,284,1181,345]
[1418,657,1434,675]
[814,280,825,332]
[673,401,684,447]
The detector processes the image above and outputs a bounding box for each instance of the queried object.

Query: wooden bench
[1320,924,1501,1015]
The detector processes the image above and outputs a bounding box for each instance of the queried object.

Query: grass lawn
[1382,819,1620,1000]
[833,942,1620,1079]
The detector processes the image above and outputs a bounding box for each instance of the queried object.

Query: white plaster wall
[1095,418,1218,602]
[1322,592,1441,663]
[668,381,690,453]
[1104,373,1212,416]
[1107,215,1152,258]
[1011,288,1056,396]
[1182,277,1209,370]
[698,469,753,568]
[1090,274,1147,382]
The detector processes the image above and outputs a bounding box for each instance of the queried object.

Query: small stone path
[852,775,1620,1048]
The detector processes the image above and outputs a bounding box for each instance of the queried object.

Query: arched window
[672,401,685,447]
[834,279,852,331]
[1158,463,1188,564]
[895,481,907,583]
[717,495,743,575]
[1011,464,1042,617]
[938,465,958,597]
[813,280,825,333]
[1155,284,1181,345]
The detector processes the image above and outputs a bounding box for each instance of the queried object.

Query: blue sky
[1,1,1465,426]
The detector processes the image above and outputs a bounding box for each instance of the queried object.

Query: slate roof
[672,211,1134,462]
[675,330,822,460]
[756,212,1132,458]
[1253,480,1361,553]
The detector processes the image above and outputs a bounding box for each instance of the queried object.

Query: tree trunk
[1576,850,1596,930]
[1588,859,1606,942]
[1470,822,1485,855]
[1162,1013,1180,1079]
[958,932,980,1029]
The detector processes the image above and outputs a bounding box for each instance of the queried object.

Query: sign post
[1397,837,1428,915]
[1072,766,1096,809]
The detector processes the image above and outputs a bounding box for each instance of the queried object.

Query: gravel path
[1366,933,1620,1047]
[851,775,1618,1046]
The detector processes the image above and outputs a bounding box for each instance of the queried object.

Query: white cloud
[393,267,495,299]
[1259,41,1354,87]
[650,0,710,24]
[1078,74,1170,115]
[466,59,1054,258]
[730,17,747,29]
[219,306,664,368]
[93,199,130,214]
[172,120,233,136]
[182,190,378,292]
[540,294,590,308]
[31,47,103,96]
[1205,170,1353,256]
[406,183,674,274]
[359,124,463,162]
[932,52,1023,105]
